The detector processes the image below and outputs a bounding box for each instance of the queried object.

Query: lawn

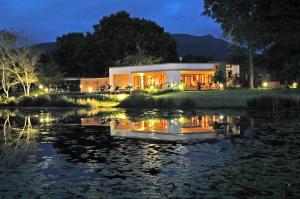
[154,89,300,109]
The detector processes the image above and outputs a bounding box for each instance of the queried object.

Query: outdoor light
[178,83,185,91]
[39,85,44,89]
[117,94,127,101]
[220,114,224,120]
[219,83,224,90]
[262,82,268,88]
[44,88,49,93]
[178,117,186,124]
[292,82,298,88]
[80,84,83,89]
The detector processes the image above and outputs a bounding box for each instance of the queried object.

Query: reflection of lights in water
[178,117,186,124]
[39,115,53,124]
[112,113,127,119]
[170,119,175,125]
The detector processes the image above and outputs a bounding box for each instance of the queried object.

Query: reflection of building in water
[81,118,111,126]
[80,115,240,141]
[226,116,240,135]
[110,116,217,141]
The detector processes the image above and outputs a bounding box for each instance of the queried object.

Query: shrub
[17,96,34,107]
[118,94,177,109]
[118,94,159,108]
[34,94,51,106]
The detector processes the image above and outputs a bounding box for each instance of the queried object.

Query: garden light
[262,82,268,88]
[220,114,224,120]
[39,85,44,89]
[178,83,185,91]
[292,82,298,88]
[116,94,127,101]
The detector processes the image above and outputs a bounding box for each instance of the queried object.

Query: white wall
[166,70,181,83]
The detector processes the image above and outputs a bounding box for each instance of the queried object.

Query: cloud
[0,0,222,43]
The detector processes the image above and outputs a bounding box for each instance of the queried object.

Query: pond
[0,108,299,198]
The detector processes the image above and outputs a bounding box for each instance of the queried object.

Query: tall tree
[92,11,178,64]
[0,31,19,99]
[257,1,300,85]
[54,11,178,77]
[203,0,262,88]
[0,30,38,97]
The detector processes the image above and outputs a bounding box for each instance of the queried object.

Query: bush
[34,94,52,106]
[118,94,177,109]
[17,96,34,107]
[118,94,153,108]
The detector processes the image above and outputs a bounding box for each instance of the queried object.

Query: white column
[166,70,181,84]
[140,74,144,89]
[109,73,114,88]
[128,73,132,86]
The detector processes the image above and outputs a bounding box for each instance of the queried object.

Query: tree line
[203,0,300,88]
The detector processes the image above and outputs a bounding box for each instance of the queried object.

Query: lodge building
[80,63,240,92]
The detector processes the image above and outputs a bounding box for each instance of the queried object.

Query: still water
[0,108,299,198]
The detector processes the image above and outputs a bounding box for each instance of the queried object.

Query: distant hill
[171,34,229,59]
[30,42,57,55]
[31,34,229,59]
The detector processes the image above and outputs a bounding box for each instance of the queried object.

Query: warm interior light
[178,83,185,91]
[88,87,93,92]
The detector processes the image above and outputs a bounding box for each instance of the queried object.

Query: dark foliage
[53,11,178,77]
[247,95,300,112]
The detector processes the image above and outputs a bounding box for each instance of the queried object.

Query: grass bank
[0,93,128,108]
[119,89,300,109]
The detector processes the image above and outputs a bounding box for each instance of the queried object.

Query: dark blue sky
[0,0,223,44]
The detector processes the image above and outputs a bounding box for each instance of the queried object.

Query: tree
[203,0,262,89]
[0,30,38,97]
[116,51,161,66]
[54,11,178,77]
[256,1,300,85]
[0,31,19,99]
[182,54,214,63]
[92,11,177,63]
[37,58,65,91]
[212,70,225,84]
[54,32,88,77]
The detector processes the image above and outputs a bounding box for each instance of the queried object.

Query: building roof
[109,63,218,74]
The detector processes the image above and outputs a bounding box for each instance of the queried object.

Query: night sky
[0,0,222,44]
